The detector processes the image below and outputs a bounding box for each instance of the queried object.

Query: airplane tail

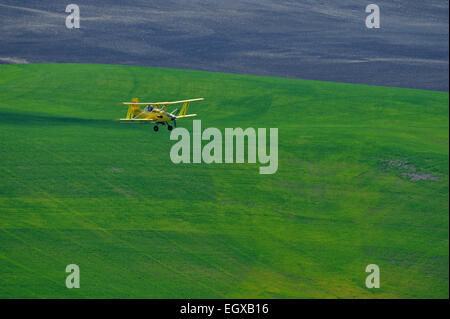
[125,97,141,119]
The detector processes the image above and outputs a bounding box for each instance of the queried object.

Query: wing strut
[179,101,190,116]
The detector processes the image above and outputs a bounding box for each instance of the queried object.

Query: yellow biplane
[119,97,204,132]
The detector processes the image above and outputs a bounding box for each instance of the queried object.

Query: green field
[0,63,448,298]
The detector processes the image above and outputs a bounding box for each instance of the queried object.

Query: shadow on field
[0,111,115,127]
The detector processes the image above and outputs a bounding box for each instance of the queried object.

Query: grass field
[0,63,448,298]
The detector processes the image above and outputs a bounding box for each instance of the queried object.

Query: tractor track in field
[38,145,229,296]
[1,166,224,296]
[1,142,239,296]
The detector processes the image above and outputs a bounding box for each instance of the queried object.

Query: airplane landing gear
[153,125,159,132]
[167,125,173,131]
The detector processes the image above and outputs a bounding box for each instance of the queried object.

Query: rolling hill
[0,63,448,298]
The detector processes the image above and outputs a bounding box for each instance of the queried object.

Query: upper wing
[122,98,204,106]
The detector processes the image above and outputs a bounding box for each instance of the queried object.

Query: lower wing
[176,114,197,119]
[118,119,156,123]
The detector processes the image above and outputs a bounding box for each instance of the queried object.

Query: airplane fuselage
[134,107,173,123]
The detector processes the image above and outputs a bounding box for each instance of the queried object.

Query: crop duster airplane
[119,97,204,131]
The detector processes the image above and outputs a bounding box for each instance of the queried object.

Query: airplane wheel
[153,125,159,132]
[167,125,173,131]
